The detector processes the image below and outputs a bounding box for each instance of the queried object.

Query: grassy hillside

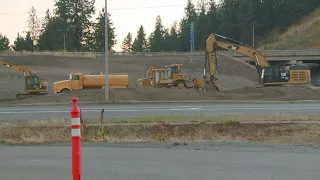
[259,8,320,50]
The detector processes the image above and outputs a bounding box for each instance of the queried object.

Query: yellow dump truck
[53,72,129,93]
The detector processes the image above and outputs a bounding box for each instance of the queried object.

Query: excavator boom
[0,57,33,76]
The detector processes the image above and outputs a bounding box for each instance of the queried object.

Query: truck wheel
[61,89,70,93]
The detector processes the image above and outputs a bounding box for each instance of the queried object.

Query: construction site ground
[1,54,320,105]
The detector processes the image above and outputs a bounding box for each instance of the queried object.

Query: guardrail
[1,49,320,61]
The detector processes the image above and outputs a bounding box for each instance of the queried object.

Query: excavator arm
[0,57,33,76]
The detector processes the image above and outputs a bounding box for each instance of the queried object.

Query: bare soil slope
[0,54,319,104]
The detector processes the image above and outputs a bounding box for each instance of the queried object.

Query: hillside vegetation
[0,0,320,52]
[260,8,320,50]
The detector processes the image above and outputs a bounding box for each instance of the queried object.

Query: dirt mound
[1,54,319,104]
[5,85,319,105]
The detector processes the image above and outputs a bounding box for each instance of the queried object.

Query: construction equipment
[203,33,311,91]
[0,57,48,99]
[137,64,204,90]
[53,72,129,93]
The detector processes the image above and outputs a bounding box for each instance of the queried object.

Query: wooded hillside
[0,0,319,52]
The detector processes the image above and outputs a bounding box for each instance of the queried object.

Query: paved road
[1,142,320,180]
[0,102,320,120]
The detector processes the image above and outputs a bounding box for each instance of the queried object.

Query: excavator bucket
[204,74,221,92]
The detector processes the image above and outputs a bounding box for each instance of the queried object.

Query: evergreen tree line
[0,0,319,53]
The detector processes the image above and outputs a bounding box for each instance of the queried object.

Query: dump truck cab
[69,73,85,90]
[53,72,85,93]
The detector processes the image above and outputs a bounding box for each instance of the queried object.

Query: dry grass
[1,115,320,146]
[261,8,320,49]
[2,114,320,127]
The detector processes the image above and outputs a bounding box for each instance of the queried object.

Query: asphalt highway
[0,102,320,120]
[1,142,320,180]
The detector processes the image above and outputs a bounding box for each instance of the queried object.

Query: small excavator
[0,57,48,99]
[203,33,311,91]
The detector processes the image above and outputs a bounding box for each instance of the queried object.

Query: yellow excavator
[0,57,48,99]
[203,33,311,91]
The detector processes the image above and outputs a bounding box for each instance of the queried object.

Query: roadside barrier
[71,97,81,180]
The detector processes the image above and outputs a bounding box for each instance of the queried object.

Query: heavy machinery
[137,63,204,89]
[0,57,48,99]
[53,72,129,93]
[203,33,311,91]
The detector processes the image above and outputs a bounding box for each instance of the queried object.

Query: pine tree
[37,10,61,51]
[207,0,221,34]
[162,28,171,51]
[92,8,117,52]
[27,6,41,49]
[132,25,148,52]
[12,33,26,52]
[120,32,133,52]
[24,31,34,51]
[194,0,209,50]
[178,0,197,52]
[148,15,165,52]
[0,33,10,52]
[164,21,179,51]
[52,0,96,51]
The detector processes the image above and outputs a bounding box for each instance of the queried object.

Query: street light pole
[63,34,66,51]
[252,21,256,47]
[57,30,66,51]
[104,0,109,102]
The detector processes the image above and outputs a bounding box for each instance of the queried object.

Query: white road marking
[0,106,200,112]
[0,108,202,114]
[0,105,317,115]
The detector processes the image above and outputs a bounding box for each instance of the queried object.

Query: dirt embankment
[0,54,319,104]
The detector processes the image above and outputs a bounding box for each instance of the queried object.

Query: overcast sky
[0,0,205,51]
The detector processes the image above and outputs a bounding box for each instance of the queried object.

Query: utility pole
[57,30,66,51]
[253,21,256,47]
[190,22,195,62]
[63,34,66,51]
[104,0,109,102]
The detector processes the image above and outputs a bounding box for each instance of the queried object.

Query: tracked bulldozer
[137,63,204,90]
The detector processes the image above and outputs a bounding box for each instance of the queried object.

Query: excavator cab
[24,76,48,92]
[25,76,40,90]
[262,65,310,85]
[262,66,290,84]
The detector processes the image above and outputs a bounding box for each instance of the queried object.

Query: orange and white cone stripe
[71,117,81,137]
